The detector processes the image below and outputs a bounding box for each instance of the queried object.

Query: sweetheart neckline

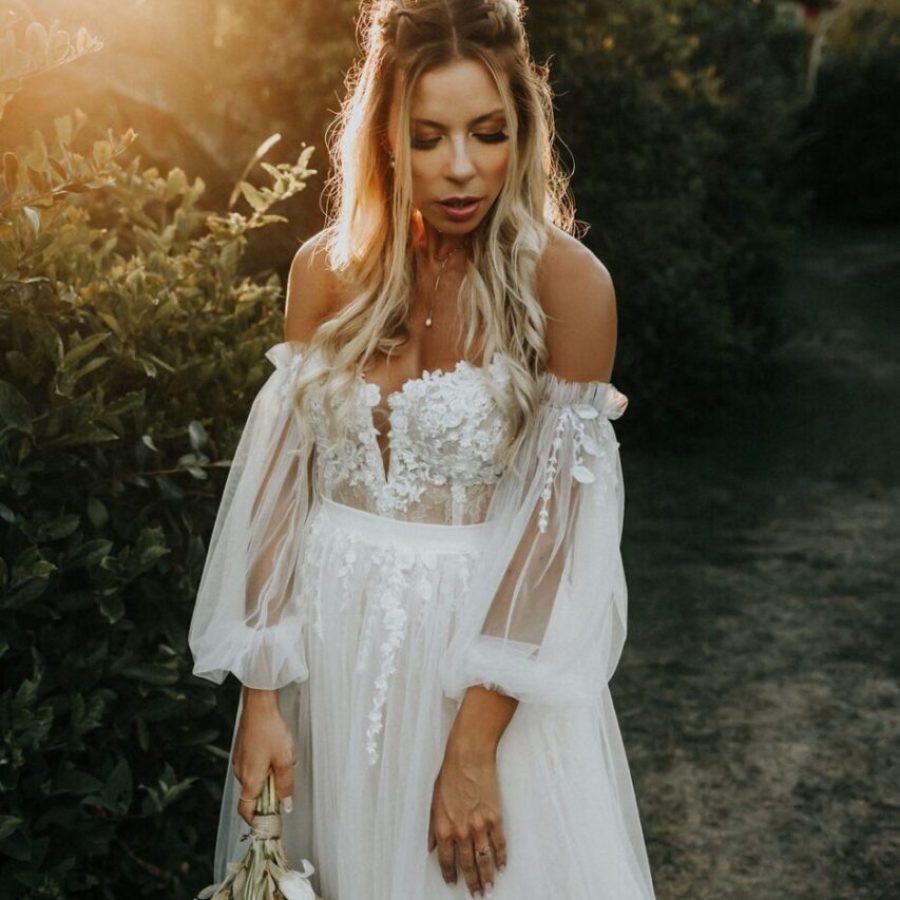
[358,354,500,408]
[359,356,504,484]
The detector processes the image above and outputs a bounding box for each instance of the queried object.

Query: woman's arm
[430,232,621,892]
[228,232,338,822]
[445,228,617,735]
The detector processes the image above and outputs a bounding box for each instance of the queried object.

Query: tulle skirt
[214,497,655,900]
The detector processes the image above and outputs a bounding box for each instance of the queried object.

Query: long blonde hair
[295,0,574,466]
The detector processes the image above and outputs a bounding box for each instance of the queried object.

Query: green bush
[0,17,316,897]
[1,0,358,273]
[527,0,810,429]
[797,1,900,224]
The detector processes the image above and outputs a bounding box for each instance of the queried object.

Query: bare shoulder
[283,228,343,343]
[537,225,618,383]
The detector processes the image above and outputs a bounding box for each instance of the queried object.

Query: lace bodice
[190,338,630,704]
[304,351,514,525]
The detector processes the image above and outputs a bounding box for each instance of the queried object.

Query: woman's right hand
[233,687,296,824]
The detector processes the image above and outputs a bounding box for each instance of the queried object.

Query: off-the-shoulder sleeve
[439,373,629,705]
[188,341,313,690]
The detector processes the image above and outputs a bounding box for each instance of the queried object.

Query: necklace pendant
[424,316,433,327]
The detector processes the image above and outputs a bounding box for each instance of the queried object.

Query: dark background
[0,0,897,896]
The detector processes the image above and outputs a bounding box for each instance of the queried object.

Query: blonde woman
[189,1,656,898]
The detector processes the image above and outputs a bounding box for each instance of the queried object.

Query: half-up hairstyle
[295,0,574,468]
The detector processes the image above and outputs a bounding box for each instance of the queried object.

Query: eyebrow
[412,108,506,129]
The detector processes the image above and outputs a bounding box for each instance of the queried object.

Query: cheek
[410,157,442,203]
[482,147,511,193]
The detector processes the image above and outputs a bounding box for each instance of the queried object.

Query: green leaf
[0,380,34,433]
[72,356,110,380]
[36,514,80,541]
[1,576,51,610]
[61,333,110,373]
[27,165,50,193]
[104,389,145,419]
[0,816,22,841]
[239,181,268,212]
[86,497,108,528]
[98,592,124,624]
[188,419,208,451]
[135,526,170,568]
[51,771,105,796]
[16,676,40,707]
[65,539,113,569]
[104,757,132,812]
[119,662,180,687]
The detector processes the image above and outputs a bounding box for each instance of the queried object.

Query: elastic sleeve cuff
[191,623,309,690]
[439,635,599,706]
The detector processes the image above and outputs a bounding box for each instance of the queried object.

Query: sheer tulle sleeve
[439,373,630,705]
[188,341,313,690]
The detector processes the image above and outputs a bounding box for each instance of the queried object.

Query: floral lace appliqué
[537,398,621,533]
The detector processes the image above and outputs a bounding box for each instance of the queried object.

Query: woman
[189,1,656,898]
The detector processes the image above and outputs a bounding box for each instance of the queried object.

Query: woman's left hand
[428,741,507,897]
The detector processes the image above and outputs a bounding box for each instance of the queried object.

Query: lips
[437,196,482,222]
[440,196,481,207]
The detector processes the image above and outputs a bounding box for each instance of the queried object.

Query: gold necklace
[423,245,465,328]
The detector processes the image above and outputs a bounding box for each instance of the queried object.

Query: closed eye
[475,131,509,144]
[411,131,510,151]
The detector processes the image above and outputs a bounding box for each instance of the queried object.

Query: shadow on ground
[615,220,900,900]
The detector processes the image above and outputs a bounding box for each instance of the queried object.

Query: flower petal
[278,868,319,900]
[581,435,599,456]
[572,464,596,484]
[574,403,599,419]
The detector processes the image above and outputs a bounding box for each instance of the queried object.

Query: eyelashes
[410,131,509,150]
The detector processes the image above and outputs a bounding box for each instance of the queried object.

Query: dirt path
[614,222,900,900]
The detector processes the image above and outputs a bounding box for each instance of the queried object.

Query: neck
[418,220,469,264]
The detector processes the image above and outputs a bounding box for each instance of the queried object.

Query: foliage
[526,0,810,426]
[1,0,357,270]
[797,0,900,223]
[0,15,316,898]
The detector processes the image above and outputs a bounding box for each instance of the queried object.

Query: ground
[614,220,900,900]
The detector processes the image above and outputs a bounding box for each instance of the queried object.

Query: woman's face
[389,57,512,239]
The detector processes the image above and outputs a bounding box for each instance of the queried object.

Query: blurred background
[0,0,897,897]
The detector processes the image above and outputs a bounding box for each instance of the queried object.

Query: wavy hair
[294,0,574,467]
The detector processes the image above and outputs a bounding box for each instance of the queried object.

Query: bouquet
[197,772,322,900]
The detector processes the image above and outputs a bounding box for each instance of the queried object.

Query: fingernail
[282,797,293,813]
[473,892,482,899]
[485,883,494,896]
[498,864,506,874]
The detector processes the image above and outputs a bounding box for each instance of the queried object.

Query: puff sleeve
[188,341,313,690]
[439,373,630,705]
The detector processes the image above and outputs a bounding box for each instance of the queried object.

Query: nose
[446,134,477,182]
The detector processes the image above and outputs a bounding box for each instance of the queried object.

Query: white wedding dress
[189,340,656,900]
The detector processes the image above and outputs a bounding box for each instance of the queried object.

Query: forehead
[409,57,506,123]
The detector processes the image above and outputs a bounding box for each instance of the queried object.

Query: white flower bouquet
[196,772,322,900]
